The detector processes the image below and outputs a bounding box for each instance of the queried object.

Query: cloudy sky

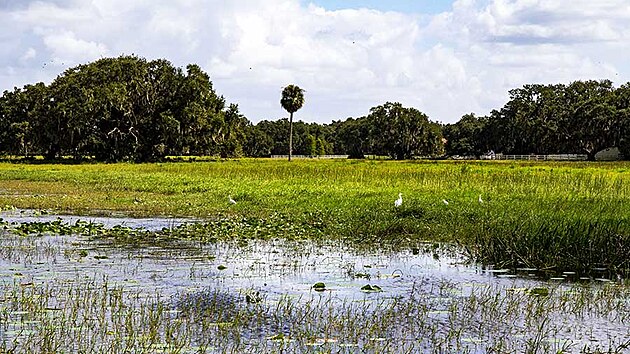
[1,0,629,124]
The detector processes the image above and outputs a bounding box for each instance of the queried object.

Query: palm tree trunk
[289,112,293,161]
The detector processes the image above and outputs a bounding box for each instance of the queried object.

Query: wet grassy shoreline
[0,159,629,276]
[0,159,628,352]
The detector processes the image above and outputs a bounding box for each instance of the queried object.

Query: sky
[1,0,629,124]
[304,0,453,14]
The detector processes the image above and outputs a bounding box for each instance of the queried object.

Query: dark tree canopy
[443,113,486,156]
[445,80,630,160]
[280,85,305,114]
[0,56,245,161]
[366,102,443,160]
[280,84,305,161]
[2,56,628,161]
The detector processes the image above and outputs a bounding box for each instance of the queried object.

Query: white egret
[478,195,483,203]
[394,193,403,208]
[228,195,237,205]
[442,199,449,205]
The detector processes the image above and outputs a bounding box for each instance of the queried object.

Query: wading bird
[229,196,237,205]
[478,195,483,203]
[394,193,403,208]
[442,199,449,205]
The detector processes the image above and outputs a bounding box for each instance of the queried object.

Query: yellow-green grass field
[0,159,629,275]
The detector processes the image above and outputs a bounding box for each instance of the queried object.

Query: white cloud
[443,0,630,45]
[39,29,109,66]
[424,0,630,118]
[1,0,629,123]
[20,47,37,62]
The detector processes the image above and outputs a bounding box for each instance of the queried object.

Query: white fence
[483,154,587,161]
[270,155,349,159]
[271,154,589,161]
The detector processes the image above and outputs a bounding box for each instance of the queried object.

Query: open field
[0,159,629,275]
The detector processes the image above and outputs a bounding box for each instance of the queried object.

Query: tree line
[0,56,443,161]
[443,80,630,160]
[1,56,250,161]
[1,55,628,161]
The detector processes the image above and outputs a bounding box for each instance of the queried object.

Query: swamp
[0,159,628,353]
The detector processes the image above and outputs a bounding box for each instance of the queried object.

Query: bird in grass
[394,193,403,208]
[228,195,237,205]
[442,199,449,205]
[478,195,483,203]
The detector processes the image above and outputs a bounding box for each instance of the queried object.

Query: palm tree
[280,84,305,161]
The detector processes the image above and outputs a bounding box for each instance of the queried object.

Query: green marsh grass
[0,159,629,275]
[0,222,628,353]
[1,268,628,353]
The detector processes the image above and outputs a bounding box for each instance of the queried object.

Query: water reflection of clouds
[0,214,628,352]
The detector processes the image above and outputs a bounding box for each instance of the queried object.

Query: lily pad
[528,287,549,296]
[361,284,382,293]
[312,282,326,291]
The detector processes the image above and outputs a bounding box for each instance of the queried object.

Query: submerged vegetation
[3,274,628,353]
[0,227,628,353]
[0,159,629,277]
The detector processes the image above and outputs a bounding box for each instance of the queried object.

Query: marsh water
[0,211,628,353]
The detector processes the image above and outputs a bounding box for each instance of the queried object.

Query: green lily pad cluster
[1,213,328,246]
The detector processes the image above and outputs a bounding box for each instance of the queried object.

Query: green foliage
[316,137,329,155]
[3,58,630,162]
[280,84,305,161]
[280,85,305,114]
[458,80,629,160]
[0,56,246,161]
[0,83,48,158]
[367,102,444,159]
[335,117,369,158]
[304,134,317,155]
[472,212,630,275]
[246,119,336,156]
[443,113,486,156]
